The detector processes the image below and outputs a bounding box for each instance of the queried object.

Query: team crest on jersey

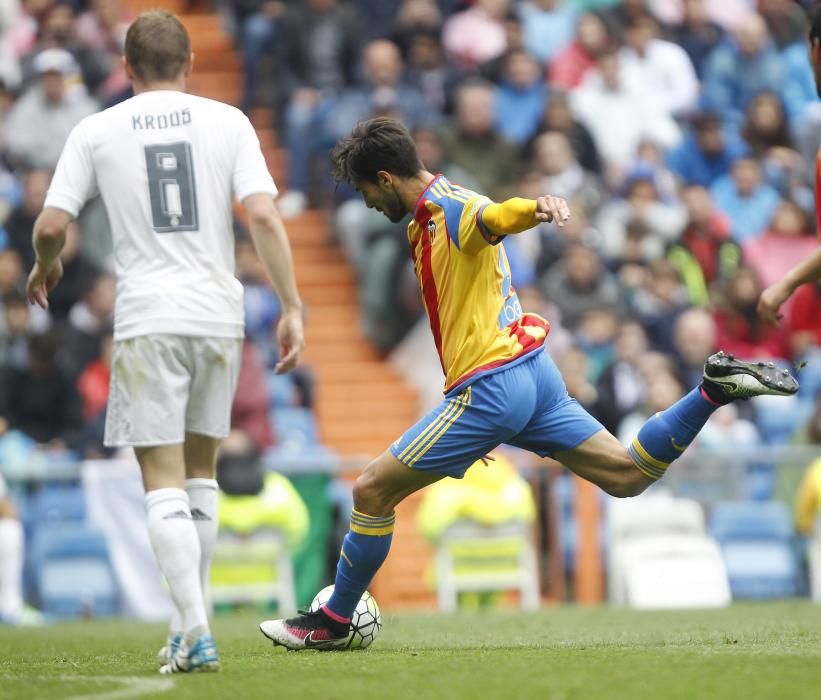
[427,219,437,241]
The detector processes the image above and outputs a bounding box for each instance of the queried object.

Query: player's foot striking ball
[260,586,382,651]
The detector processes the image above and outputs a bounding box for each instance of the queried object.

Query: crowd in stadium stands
[0,0,819,477]
[228,0,821,460]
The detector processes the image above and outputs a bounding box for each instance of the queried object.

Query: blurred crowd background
[0,0,821,616]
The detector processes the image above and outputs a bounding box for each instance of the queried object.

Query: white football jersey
[45,90,277,340]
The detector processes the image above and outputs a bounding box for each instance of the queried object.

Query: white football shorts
[104,335,243,447]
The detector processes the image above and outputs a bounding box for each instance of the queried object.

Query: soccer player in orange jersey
[261,118,798,650]
[758,9,821,323]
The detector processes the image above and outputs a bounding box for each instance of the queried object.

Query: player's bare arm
[757,246,821,324]
[242,192,305,374]
[26,206,73,310]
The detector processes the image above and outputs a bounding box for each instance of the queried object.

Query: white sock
[186,478,219,594]
[168,479,219,638]
[145,489,209,645]
[0,518,24,621]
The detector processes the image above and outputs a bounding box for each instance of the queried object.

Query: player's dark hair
[330,118,423,184]
[125,10,191,83]
[811,5,821,43]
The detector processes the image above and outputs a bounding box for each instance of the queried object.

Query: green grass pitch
[2,602,821,699]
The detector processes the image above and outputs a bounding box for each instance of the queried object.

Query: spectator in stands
[553,345,597,409]
[442,0,510,69]
[540,90,601,174]
[230,340,275,453]
[0,1,22,90]
[4,48,97,169]
[3,169,50,270]
[18,2,111,96]
[667,185,738,307]
[595,168,686,264]
[701,13,784,127]
[741,91,809,204]
[591,320,649,434]
[670,0,725,78]
[713,266,791,360]
[667,112,750,188]
[540,243,623,331]
[44,222,101,321]
[76,324,112,457]
[0,329,84,450]
[440,79,520,198]
[64,271,115,377]
[0,292,35,370]
[710,156,782,244]
[671,308,718,389]
[786,282,821,358]
[236,0,286,112]
[494,48,547,146]
[74,0,132,102]
[620,11,700,118]
[276,0,359,216]
[569,49,680,179]
[549,12,610,91]
[478,9,523,84]
[532,130,602,211]
[329,40,428,147]
[742,91,794,156]
[595,0,651,42]
[759,0,808,50]
[392,0,442,55]
[0,250,23,299]
[518,0,577,65]
[77,325,111,424]
[404,29,461,116]
[627,260,691,353]
[781,38,818,124]
[743,200,817,293]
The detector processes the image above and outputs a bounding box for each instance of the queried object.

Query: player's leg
[161,433,221,661]
[261,375,528,649]
[136,443,216,671]
[517,351,800,497]
[105,335,218,672]
[0,481,24,625]
[183,433,220,611]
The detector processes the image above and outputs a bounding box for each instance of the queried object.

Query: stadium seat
[434,520,540,613]
[608,494,731,608]
[31,523,120,618]
[710,501,800,599]
[210,530,297,616]
[28,483,87,523]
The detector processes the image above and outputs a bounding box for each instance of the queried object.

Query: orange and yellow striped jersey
[408,174,550,394]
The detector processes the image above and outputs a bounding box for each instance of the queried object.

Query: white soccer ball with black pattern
[309,585,381,650]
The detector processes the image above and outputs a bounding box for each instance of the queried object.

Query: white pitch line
[60,676,174,700]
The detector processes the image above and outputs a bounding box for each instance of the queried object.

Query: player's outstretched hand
[757,280,792,325]
[25,258,64,310]
[535,195,570,227]
[275,308,305,374]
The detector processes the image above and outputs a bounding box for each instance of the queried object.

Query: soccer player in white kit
[25,11,304,673]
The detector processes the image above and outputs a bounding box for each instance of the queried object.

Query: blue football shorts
[389,349,604,478]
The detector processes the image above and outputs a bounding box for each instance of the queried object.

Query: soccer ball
[309,585,382,650]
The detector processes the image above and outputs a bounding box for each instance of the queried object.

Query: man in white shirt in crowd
[25,10,304,673]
